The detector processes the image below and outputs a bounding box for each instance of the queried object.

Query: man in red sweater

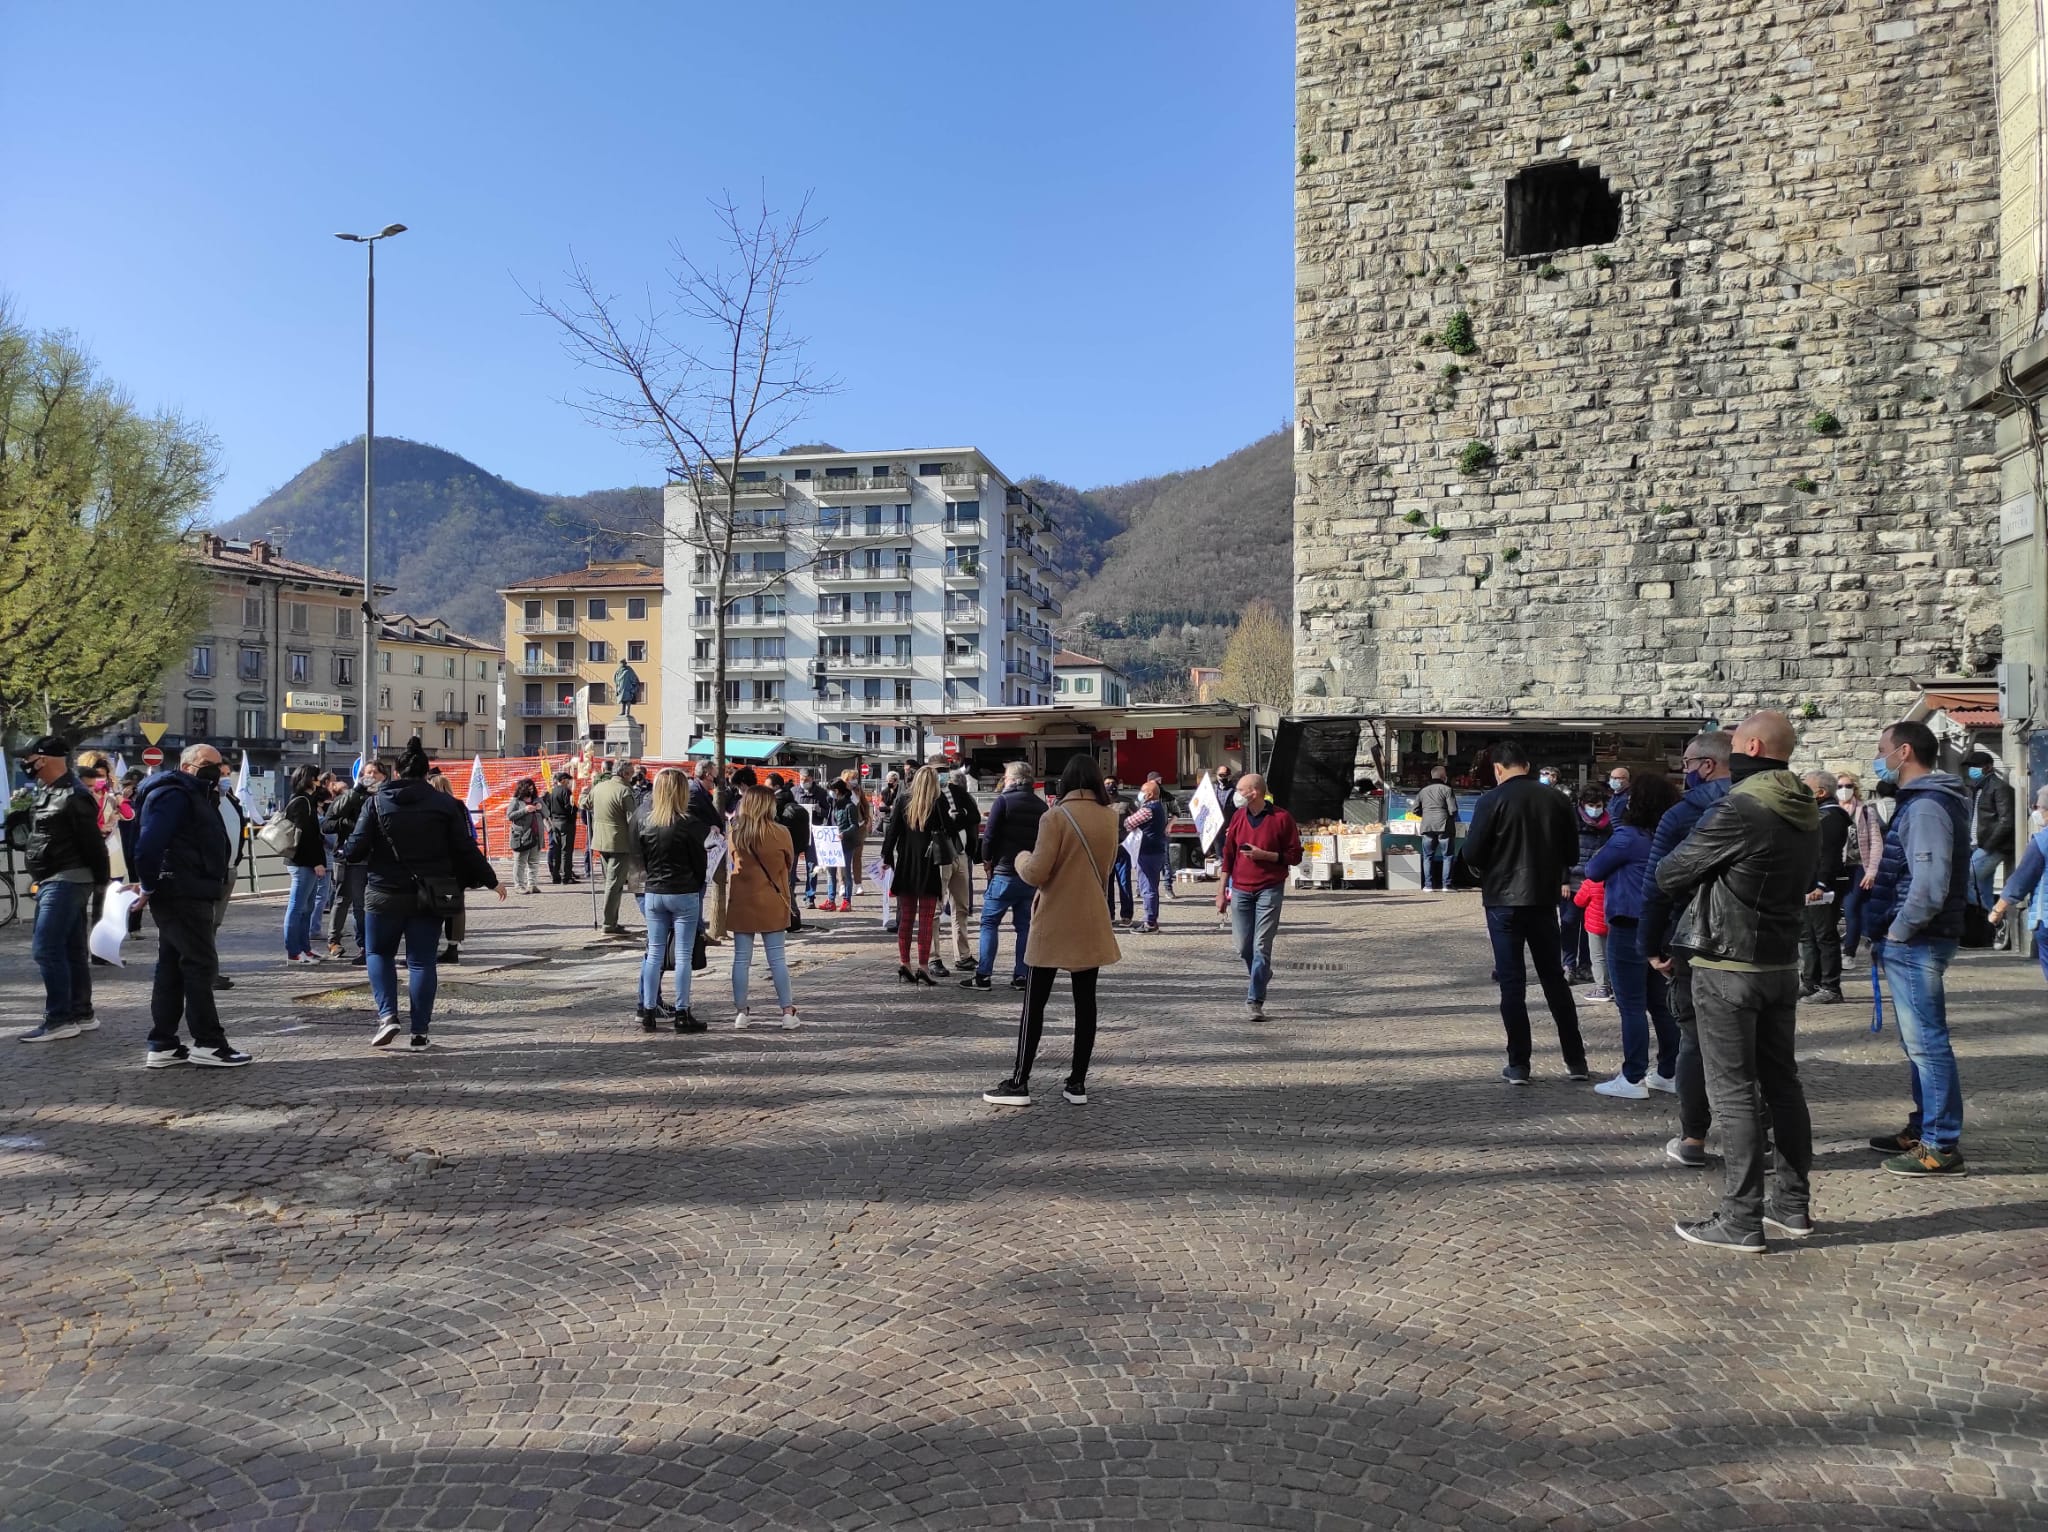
[1213,772,1304,1020]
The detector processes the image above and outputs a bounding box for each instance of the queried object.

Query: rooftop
[378,613,499,652]
[192,533,384,593]
[1054,649,1107,668]
[500,561,663,594]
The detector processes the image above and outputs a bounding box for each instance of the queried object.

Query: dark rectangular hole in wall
[1505,161,1621,257]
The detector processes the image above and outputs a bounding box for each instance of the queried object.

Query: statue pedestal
[607,712,645,761]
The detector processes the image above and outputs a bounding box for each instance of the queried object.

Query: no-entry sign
[141,746,164,768]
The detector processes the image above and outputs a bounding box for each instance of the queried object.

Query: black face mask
[194,763,224,786]
[1729,753,1789,782]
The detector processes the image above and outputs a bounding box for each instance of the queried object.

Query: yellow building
[374,614,503,759]
[500,561,663,755]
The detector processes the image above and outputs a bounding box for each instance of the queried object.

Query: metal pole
[360,240,377,765]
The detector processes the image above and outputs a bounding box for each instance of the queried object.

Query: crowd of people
[10,712,2030,1234]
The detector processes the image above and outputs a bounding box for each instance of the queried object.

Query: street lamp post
[333,223,407,764]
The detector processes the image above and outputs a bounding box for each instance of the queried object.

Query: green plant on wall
[1457,441,1495,475]
[1808,410,1842,436]
[1536,261,1561,279]
[1427,524,1449,541]
[1502,546,1522,563]
[1793,477,1819,494]
[1440,310,1478,356]
[1403,508,1427,525]
[1299,147,1318,170]
[1553,20,1573,38]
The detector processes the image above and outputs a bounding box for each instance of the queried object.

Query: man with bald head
[1654,709,1819,1251]
[1214,771,1303,1020]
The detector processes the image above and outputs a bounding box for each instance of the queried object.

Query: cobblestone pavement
[1,875,2045,1531]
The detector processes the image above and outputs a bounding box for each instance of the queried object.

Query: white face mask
[1231,790,1246,808]
[1835,786,1855,802]
[1607,777,1626,793]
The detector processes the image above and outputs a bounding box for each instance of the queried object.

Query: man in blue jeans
[1865,719,1972,1177]
[963,763,1046,992]
[14,736,110,1044]
[1456,741,1588,1084]
[1214,772,1303,1021]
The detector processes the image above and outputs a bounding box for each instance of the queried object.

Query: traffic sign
[139,721,168,745]
[141,746,164,768]
[285,691,346,714]
[281,711,346,733]
[941,738,960,759]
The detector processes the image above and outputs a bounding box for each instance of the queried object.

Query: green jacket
[588,774,636,854]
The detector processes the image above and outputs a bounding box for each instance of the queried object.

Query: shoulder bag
[1056,804,1111,893]
[256,801,301,857]
[370,797,464,916]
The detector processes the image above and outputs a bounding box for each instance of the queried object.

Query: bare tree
[1219,599,1294,710]
[533,191,834,774]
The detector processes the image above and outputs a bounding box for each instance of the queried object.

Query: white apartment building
[658,448,1062,758]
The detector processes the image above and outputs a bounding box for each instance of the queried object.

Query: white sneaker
[780,1008,802,1030]
[1593,1072,1650,1100]
[733,1010,752,1030]
[1647,1071,1678,1095]
[1245,999,1265,1021]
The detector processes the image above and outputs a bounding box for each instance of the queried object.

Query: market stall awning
[685,736,785,761]
[923,702,1264,736]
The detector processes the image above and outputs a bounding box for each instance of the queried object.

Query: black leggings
[1012,965,1098,1088]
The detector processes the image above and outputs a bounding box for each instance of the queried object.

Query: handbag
[256,806,300,857]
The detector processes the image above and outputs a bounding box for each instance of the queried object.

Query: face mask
[194,763,223,786]
[1682,768,1706,791]
[1231,790,1246,808]
[1582,805,1602,821]
[1538,774,1555,787]
[1967,767,1985,782]
[1607,777,1626,794]
[1835,786,1855,803]
[1872,751,1900,785]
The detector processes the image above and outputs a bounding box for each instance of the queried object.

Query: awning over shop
[921,702,1260,736]
[685,736,785,761]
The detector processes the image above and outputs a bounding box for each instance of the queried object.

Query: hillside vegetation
[217,428,1295,695]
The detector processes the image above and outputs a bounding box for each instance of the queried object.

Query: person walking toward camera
[1215,771,1303,1021]
[14,736,109,1045]
[636,767,709,1033]
[1653,710,1818,1252]
[727,784,799,1028]
[984,755,1122,1107]
[1863,719,1972,1178]
[341,738,503,1049]
[128,744,250,1067]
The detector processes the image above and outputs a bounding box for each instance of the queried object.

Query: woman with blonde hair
[635,767,709,1032]
[727,784,800,1027]
[881,764,956,985]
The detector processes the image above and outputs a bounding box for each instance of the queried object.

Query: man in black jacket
[962,762,1045,991]
[130,744,250,1067]
[15,736,110,1044]
[545,775,578,884]
[1963,751,2016,947]
[1457,740,1588,1085]
[1799,769,1851,1004]
[1653,710,1818,1252]
[322,761,384,960]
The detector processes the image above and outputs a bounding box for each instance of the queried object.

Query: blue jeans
[977,871,1035,981]
[1106,849,1133,922]
[1137,849,1169,926]
[1606,918,1676,1083]
[733,930,792,1010]
[641,892,701,1011]
[1967,847,2001,909]
[1423,831,1453,891]
[32,879,93,1025]
[2037,923,2048,986]
[284,865,324,957]
[1881,938,1963,1149]
[1485,903,1588,1073]
[365,909,445,1034]
[825,864,853,901]
[1230,884,1285,1003]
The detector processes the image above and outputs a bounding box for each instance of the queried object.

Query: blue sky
[1,1,1294,519]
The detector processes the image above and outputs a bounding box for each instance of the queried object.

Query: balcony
[434,709,470,725]
[942,518,982,539]
[814,470,908,499]
[511,655,576,676]
[720,654,787,671]
[725,696,785,717]
[692,607,787,628]
[1004,658,1053,682]
[726,512,790,540]
[1037,588,1064,618]
[816,694,895,714]
[831,653,915,672]
[941,469,982,493]
[943,650,984,671]
[815,563,915,584]
[943,561,984,583]
[817,608,915,628]
[518,617,578,635]
[942,606,985,627]
[1006,617,1053,648]
[516,701,577,718]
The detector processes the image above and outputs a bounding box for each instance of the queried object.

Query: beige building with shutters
[500,561,664,755]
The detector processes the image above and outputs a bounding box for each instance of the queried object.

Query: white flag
[1191,772,1227,851]
[464,754,487,812]
[233,753,262,822]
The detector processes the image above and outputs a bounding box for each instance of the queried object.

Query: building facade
[1294,0,2005,762]
[373,615,502,759]
[500,561,664,755]
[1053,649,1129,707]
[656,449,1062,759]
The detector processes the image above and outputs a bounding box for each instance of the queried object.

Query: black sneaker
[348,953,366,967]
[1664,1136,1710,1168]
[408,1034,431,1050]
[213,974,236,990]
[1868,1129,1919,1155]
[1761,1205,1814,1238]
[637,1008,660,1032]
[1673,1216,1764,1254]
[1811,988,1843,1005]
[371,1018,402,1048]
[1008,977,1028,991]
[983,1080,1031,1107]
[1566,1068,1593,1082]
[1501,1064,1532,1086]
[673,1009,706,1034]
[144,1045,190,1069]
[928,959,950,978]
[439,946,460,963]
[1798,983,1818,1000]
[960,974,991,990]
[1062,1082,1088,1105]
[194,1045,252,1068]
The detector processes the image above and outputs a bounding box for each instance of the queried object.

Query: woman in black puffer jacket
[339,738,501,1049]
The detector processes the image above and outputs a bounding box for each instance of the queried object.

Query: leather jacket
[636,810,710,896]
[1456,775,1577,908]
[1654,770,1819,968]
[23,772,110,883]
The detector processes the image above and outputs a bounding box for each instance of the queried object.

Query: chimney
[249,538,272,563]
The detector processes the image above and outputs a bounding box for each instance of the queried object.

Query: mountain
[218,427,1295,692]
[219,438,658,637]
[1023,427,1294,697]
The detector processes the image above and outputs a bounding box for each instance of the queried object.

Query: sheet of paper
[89,885,140,966]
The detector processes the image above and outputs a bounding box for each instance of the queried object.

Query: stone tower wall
[1294,0,2004,763]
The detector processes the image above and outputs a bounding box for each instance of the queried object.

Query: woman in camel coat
[727,786,800,1029]
[983,754,1121,1108]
